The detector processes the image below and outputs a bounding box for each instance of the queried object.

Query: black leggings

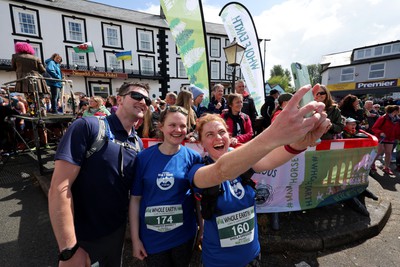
[145,238,194,267]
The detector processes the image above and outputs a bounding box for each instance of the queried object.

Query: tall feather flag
[160,0,210,105]
[219,3,265,112]
[115,51,132,61]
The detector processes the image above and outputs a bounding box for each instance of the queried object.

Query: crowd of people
[2,41,400,267]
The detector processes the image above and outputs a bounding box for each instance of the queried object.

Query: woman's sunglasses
[121,91,151,106]
[166,105,188,115]
[316,91,327,96]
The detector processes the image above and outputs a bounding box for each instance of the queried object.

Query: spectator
[235,80,258,127]
[83,96,111,117]
[11,42,49,95]
[371,105,400,175]
[339,94,365,130]
[313,84,344,140]
[107,95,118,114]
[222,93,253,146]
[48,82,150,266]
[373,104,384,115]
[45,53,63,114]
[165,92,177,106]
[189,84,208,118]
[261,89,280,128]
[341,118,367,139]
[271,93,293,123]
[363,100,379,133]
[208,83,227,114]
[176,90,196,133]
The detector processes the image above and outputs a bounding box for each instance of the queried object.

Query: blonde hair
[176,90,196,130]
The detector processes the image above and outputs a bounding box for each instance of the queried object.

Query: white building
[320,40,400,97]
[0,0,238,100]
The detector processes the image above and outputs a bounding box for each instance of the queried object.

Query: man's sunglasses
[121,91,151,106]
[316,91,327,96]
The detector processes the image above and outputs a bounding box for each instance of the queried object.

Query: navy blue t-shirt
[55,114,142,241]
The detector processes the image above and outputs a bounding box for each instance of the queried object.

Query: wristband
[284,144,306,154]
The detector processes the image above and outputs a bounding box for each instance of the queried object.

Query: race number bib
[216,206,255,247]
[145,204,183,232]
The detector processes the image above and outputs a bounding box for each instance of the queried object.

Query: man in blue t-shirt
[48,82,151,266]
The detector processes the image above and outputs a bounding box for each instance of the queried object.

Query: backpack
[86,116,141,158]
[199,156,256,220]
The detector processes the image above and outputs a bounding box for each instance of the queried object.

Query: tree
[268,65,293,91]
[307,64,322,85]
[268,75,293,93]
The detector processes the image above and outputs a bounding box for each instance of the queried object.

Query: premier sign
[356,79,397,89]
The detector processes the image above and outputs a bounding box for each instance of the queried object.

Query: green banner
[161,0,210,103]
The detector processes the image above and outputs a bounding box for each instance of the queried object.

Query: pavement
[0,148,398,267]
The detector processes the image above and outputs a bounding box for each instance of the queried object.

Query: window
[139,56,155,75]
[210,38,221,58]
[374,47,383,56]
[67,47,87,68]
[102,23,122,48]
[393,43,400,53]
[63,16,86,42]
[369,63,385,79]
[177,59,187,78]
[10,5,40,38]
[383,45,391,54]
[137,29,154,52]
[105,52,122,72]
[340,67,354,82]
[210,61,220,79]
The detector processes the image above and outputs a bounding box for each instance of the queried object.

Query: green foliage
[268,65,293,92]
[270,65,285,77]
[268,75,293,93]
[307,64,322,85]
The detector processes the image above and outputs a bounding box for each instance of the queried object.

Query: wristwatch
[58,243,79,261]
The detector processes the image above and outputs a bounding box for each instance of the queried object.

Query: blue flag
[115,51,132,61]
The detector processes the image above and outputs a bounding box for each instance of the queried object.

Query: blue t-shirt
[55,114,142,241]
[131,145,202,254]
[188,164,260,267]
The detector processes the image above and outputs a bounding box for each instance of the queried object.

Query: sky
[91,0,400,79]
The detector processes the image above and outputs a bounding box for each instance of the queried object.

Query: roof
[20,0,226,35]
[320,51,352,68]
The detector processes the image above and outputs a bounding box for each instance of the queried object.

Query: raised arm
[193,85,330,188]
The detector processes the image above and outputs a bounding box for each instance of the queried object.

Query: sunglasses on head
[166,105,188,115]
[121,91,151,106]
[316,91,327,96]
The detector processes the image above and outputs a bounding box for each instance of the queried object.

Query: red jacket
[372,114,400,142]
[221,112,253,143]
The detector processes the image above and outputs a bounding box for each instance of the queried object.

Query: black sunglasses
[121,91,151,106]
[316,91,327,96]
[166,105,188,115]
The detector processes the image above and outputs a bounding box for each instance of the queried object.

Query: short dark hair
[118,82,150,96]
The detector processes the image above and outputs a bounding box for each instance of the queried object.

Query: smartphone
[291,62,314,117]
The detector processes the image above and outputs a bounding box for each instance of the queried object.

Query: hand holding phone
[291,62,314,117]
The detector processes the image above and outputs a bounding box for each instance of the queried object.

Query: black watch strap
[58,243,79,261]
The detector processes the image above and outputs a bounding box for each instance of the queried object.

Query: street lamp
[224,37,246,93]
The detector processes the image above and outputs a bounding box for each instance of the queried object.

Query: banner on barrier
[141,137,378,213]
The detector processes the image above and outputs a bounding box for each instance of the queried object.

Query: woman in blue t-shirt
[129,106,203,267]
[186,87,331,267]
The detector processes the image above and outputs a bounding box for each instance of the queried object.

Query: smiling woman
[129,105,203,267]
